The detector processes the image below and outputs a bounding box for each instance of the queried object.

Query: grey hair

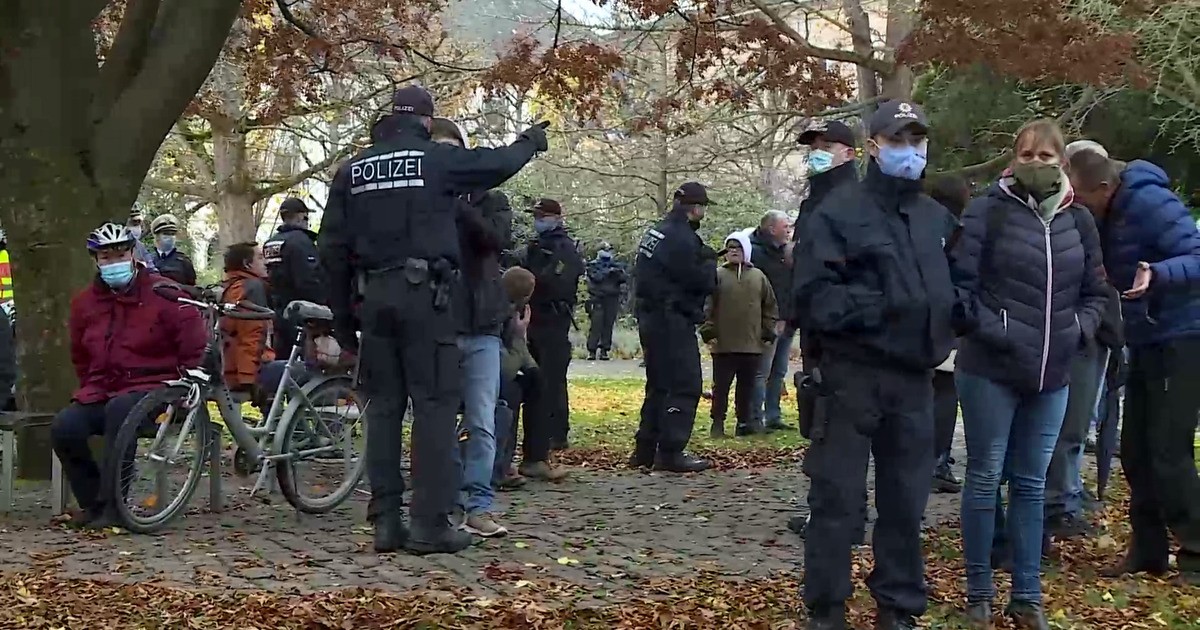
[1065,139,1108,159]
[760,209,790,229]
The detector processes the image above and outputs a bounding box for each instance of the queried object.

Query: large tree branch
[144,177,218,200]
[747,0,893,76]
[91,0,162,124]
[253,142,358,199]
[91,0,243,206]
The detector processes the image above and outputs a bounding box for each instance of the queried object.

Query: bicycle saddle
[285,300,333,322]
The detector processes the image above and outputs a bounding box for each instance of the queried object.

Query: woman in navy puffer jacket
[949,119,1108,629]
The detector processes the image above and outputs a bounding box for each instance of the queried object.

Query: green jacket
[699,262,778,354]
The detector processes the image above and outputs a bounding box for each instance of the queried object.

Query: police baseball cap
[868,100,929,138]
[392,85,434,117]
[533,198,563,216]
[279,197,309,216]
[797,119,857,148]
[674,182,711,206]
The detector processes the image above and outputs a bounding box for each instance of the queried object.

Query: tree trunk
[842,0,881,110]
[211,121,258,247]
[882,0,917,100]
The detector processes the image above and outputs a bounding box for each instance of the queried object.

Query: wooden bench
[0,411,68,515]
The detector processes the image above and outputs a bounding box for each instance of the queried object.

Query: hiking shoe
[965,601,994,629]
[628,446,655,468]
[875,608,920,629]
[496,472,526,491]
[1099,554,1169,578]
[735,422,765,436]
[805,608,846,629]
[372,514,410,553]
[788,514,809,537]
[1004,602,1049,630]
[462,513,508,538]
[764,420,796,432]
[405,519,472,555]
[932,463,962,493]
[1046,512,1093,539]
[586,352,597,361]
[519,460,569,481]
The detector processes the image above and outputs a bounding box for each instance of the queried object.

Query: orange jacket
[221,270,275,389]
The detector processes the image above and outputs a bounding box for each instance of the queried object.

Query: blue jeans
[753,327,794,425]
[456,335,501,515]
[957,371,1068,604]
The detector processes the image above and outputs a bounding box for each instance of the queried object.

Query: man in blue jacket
[793,101,957,630]
[1068,150,1200,585]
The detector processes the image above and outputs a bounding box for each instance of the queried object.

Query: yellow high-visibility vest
[0,249,12,301]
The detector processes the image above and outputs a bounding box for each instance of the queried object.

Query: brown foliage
[901,0,1145,87]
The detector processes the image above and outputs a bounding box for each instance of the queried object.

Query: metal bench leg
[208,423,223,513]
[1,430,13,514]
[51,451,68,515]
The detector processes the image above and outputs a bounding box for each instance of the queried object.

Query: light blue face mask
[98,261,135,288]
[875,143,928,181]
[534,217,560,234]
[157,235,176,253]
[807,149,836,175]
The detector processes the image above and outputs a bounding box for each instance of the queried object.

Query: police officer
[148,214,197,285]
[126,207,156,271]
[319,85,548,555]
[520,198,584,451]
[263,197,326,358]
[792,101,956,630]
[585,242,627,361]
[630,182,718,473]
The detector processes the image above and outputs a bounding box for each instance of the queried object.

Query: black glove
[520,121,550,152]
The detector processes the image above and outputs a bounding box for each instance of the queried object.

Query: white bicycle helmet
[87,222,136,252]
[150,213,181,234]
[0,228,6,242]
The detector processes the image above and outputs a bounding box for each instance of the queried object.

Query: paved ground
[0,458,965,597]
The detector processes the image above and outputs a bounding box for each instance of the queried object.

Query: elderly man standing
[749,210,796,433]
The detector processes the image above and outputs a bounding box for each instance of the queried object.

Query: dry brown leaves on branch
[902,0,1145,88]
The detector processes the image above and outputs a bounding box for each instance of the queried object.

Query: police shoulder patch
[638,228,666,258]
[263,240,284,265]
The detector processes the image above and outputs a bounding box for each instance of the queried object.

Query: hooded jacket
[699,231,778,354]
[951,169,1109,393]
[749,227,792,322]
[1100,160,1200,347]
[220,270,276,389]
[69,269,207,404]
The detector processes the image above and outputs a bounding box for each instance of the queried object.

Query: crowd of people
[11,84,1197,629]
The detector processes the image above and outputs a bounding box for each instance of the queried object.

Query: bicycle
[105,281,368,533]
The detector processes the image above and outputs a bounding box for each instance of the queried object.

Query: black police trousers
[802,355,934,618]
[586,295,620,353]
[528,312,573,444]
[359,271,461,524]
[1122,337,1200,572]
[635,307,701,456]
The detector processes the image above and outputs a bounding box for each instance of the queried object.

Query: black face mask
[688,219,701,231]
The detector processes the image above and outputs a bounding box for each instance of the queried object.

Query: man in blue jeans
[749,210,797,433]
[431,118,514,538]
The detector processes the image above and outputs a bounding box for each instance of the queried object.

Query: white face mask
[128,226,143,239]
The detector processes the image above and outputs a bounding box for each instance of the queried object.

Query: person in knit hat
[699,231,778,437]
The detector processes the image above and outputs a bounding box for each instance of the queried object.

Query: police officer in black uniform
[263,197,326,357]
[520,198,584,451]
[630,182,718,473]
[320,85,548,555]
[792,101,956,630]
[585,243,628,361]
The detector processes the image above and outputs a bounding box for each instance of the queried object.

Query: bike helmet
[87,222,136,252]
[0,228,7,243]
[150,213,181,234]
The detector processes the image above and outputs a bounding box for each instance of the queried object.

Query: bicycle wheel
[108,385,211,533]
[275,377,367,513]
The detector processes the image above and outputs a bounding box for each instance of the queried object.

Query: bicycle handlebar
[153,281,275,321]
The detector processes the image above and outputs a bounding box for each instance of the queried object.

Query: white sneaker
[462,513,508,538]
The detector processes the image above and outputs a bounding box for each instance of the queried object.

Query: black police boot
[598,349,611,361]
[628,444,655,468]
[788,514,809,537]
[875,608,920,630]
[805,605,846,630]
[586,351,597,361]
[966,601,994,629]
[1004,601,1049,630]
[652,451,710,473]
[735,421,764,437]
[404,516,472,555]
[709,418,726,439]
[372,513,410,553]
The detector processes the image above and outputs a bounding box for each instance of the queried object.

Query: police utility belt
[366,257,458,310]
